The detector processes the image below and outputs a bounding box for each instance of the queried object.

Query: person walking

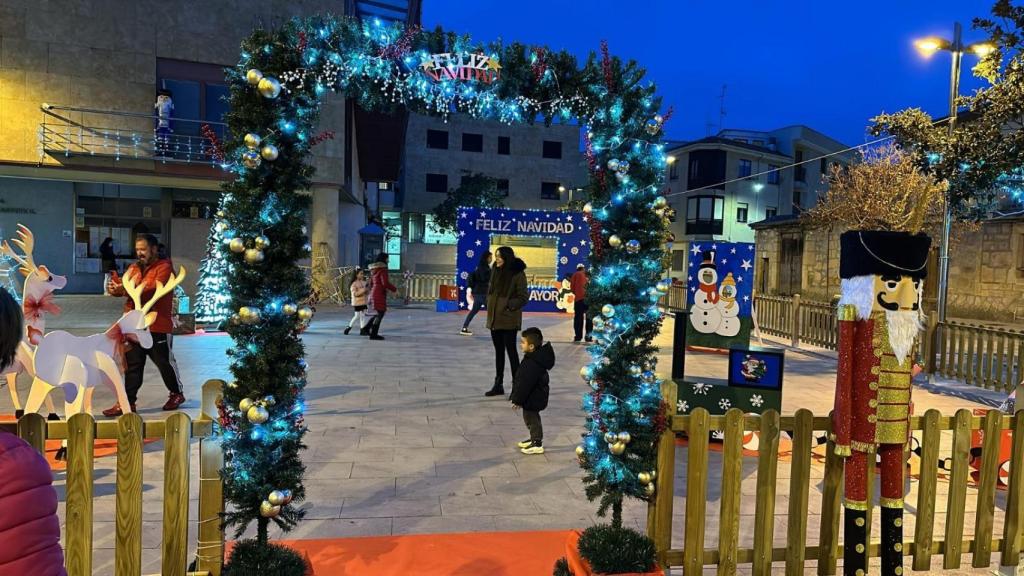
[345,268,368,335]
[571,263,593,343]
[484,246,528,397]
[510,327,554,455]
[102,234,185,416]
[367,253,397,341]
[99,237,117,273]
[460,251,491,336]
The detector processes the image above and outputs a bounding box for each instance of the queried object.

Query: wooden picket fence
[933,318,1024,392]
[645,383,1024,575]
[0,380,225,576]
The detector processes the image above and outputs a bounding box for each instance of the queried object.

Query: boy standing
[510,327,555,455]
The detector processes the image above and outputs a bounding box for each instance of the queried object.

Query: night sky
[423,0,996,147]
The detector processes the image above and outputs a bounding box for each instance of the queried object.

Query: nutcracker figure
[832,229,931,576]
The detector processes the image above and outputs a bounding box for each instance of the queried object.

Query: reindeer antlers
[1,224,36,274]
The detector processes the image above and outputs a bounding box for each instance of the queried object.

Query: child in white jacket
[345,269,368,335]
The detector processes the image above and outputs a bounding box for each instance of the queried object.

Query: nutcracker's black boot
[881,506,904,576]
[844,506,868,576]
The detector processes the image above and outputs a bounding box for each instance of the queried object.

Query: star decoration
[458,231,466,237]
[711,244,718,250]
[720,259,727,265]
[459,211,468,219]
[690,244,702,256]
[740,259,752,271]
[687,275,693,281]
[743,295,749,302]
[581,240,588,246]
[419,57,434,72]
[730,247,736,254]
[737,276,743,282]
[566,215,573,221]
[486,56,502,71]
[475,240,482,246]
[479,211,487,218]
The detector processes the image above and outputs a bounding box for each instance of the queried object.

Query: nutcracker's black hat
[839,230,931,279]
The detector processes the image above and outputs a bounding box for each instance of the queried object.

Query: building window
[407,213,425,243]
[795,150,806,183]
[426,129,449,149]
[766,206,777,219]
[426,173,448,193]
[496,178,510,197]
[820,157,829,174]
[462,132,483,152]
[685,195,725,235]
[382,211,402,269]
[669,162,679,180]
[736,202,749,223]
[157,59,230,138]
[541,182,561,200]
[498,136,510,155]
[793,189,803,210]
[424,214,457,245]
[542,140,562,159]
[672,251,686,271]
[738,159,752,177]
[767,165,780,185]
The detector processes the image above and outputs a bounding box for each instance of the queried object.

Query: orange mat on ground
[268,530,572,576]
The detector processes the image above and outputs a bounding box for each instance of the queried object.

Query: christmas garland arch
[218,14,674,563]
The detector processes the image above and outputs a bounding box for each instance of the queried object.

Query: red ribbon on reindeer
[103,323,129,374]
[23,293,61,322]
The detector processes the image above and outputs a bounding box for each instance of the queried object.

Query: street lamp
[914,22,994,327]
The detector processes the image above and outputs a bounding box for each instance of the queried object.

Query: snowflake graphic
[571,247,579,255]
[711,430,725,441]
[677,400,689,413]
[560,256,569,265]
[718,399,732,410]
[459,271,469,280]
[692,382,711,395]
[750,394,764,408]
[466,249,475,259]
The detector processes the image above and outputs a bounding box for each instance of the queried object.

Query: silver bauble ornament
[260,144,279,161]
[653,196,668,209]
[239,398,254,412]
[246,69,264,85]
[618,431,632,444]
[247,405,269,424]
[244,248,264,264]
[656,279,672,293]
[602,304,616,318]
[244,133,262,149]
[257,76,282,98]
[608,235,622,248]
[606,158,621,172]
[302,243,312,253]
[263,395,276,407]
[629,365,642,377]
[281,489,293,504]
[610,441,626,455]
[301,225,308,235]
[282,303,298,316]
[242,150,261,169]
[625,239,641,254]
[260,500,281,517]
[254,235,270,250]
[645,119,661,135]
[268,490,286,506]
[297,306,314,321]
[583,202,593,214]
[604,431,617,444]
[642,371,656,383]
[617,160,630,174]
[654,114,664,124]
[580,365,594,381]
[229,238,246,253]
[593,317,606,331]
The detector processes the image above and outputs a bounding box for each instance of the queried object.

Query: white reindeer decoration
[23,266,186,429]
[1,224,65,417]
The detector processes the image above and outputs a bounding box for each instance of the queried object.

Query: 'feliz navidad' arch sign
[214,16,676,548]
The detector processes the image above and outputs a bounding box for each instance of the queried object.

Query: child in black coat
[510,327,555,455]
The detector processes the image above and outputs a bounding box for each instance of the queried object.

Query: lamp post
[914,23,994,326]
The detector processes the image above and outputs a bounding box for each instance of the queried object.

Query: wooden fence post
[198,379,226,576]
[791,294,801,348]
[647,380,678,569]
[16,412,46,455]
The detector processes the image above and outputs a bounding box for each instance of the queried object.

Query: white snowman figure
[717,272,740,337]
[689,251,722,334]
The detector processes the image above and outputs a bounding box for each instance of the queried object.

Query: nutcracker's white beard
[839,275,922,366]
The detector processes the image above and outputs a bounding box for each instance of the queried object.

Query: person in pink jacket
[366,253,397,341]
[0,287,66,576]
[344,268,368,336]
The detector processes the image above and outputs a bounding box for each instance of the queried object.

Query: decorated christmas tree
[194,196,233,325]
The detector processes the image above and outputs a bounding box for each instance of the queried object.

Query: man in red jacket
[102,234,185,416]
[570,263,592,343]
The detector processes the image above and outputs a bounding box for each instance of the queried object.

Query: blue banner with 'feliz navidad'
[456,207,591,313]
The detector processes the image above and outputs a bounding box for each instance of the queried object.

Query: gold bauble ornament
[254,235,270,250]
[242,150,261,169]
[257,76,282,98]
[259,500,281,518]
[216,210,226,219]
[575,445,585,457]
[247,405,269,424]
[244,248,264,264]
[268,490,286,506]
[282,303,298,316]
[649,470,657,480]
[638,472,651,485]
[230,313,241,325]
[582,202,593,214]
[260,144,279,161]
[653,196,668,209]
[244,133,262,149]
[617,431,632,444]
[608,235,622,248]
[610,441,626,456]
[239,398,254,412]
[229,238,246,253]
[604,431,617,444]
[297,306,314,321]
[246,68,264,86]
[644,483,656,496]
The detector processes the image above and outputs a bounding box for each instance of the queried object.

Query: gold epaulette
[838,304,857,322]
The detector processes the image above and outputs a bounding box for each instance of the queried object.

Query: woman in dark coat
[367,252,397,341]
[460,251,491,336]
[484,246,528,397]
[99,237,116,273]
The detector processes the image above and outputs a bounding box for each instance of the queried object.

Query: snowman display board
[456,207,589,313]
[686,242,755,350]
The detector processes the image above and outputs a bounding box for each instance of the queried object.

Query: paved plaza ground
[2,296,1018,574]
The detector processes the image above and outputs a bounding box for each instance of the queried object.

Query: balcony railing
[38,104,228,166]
